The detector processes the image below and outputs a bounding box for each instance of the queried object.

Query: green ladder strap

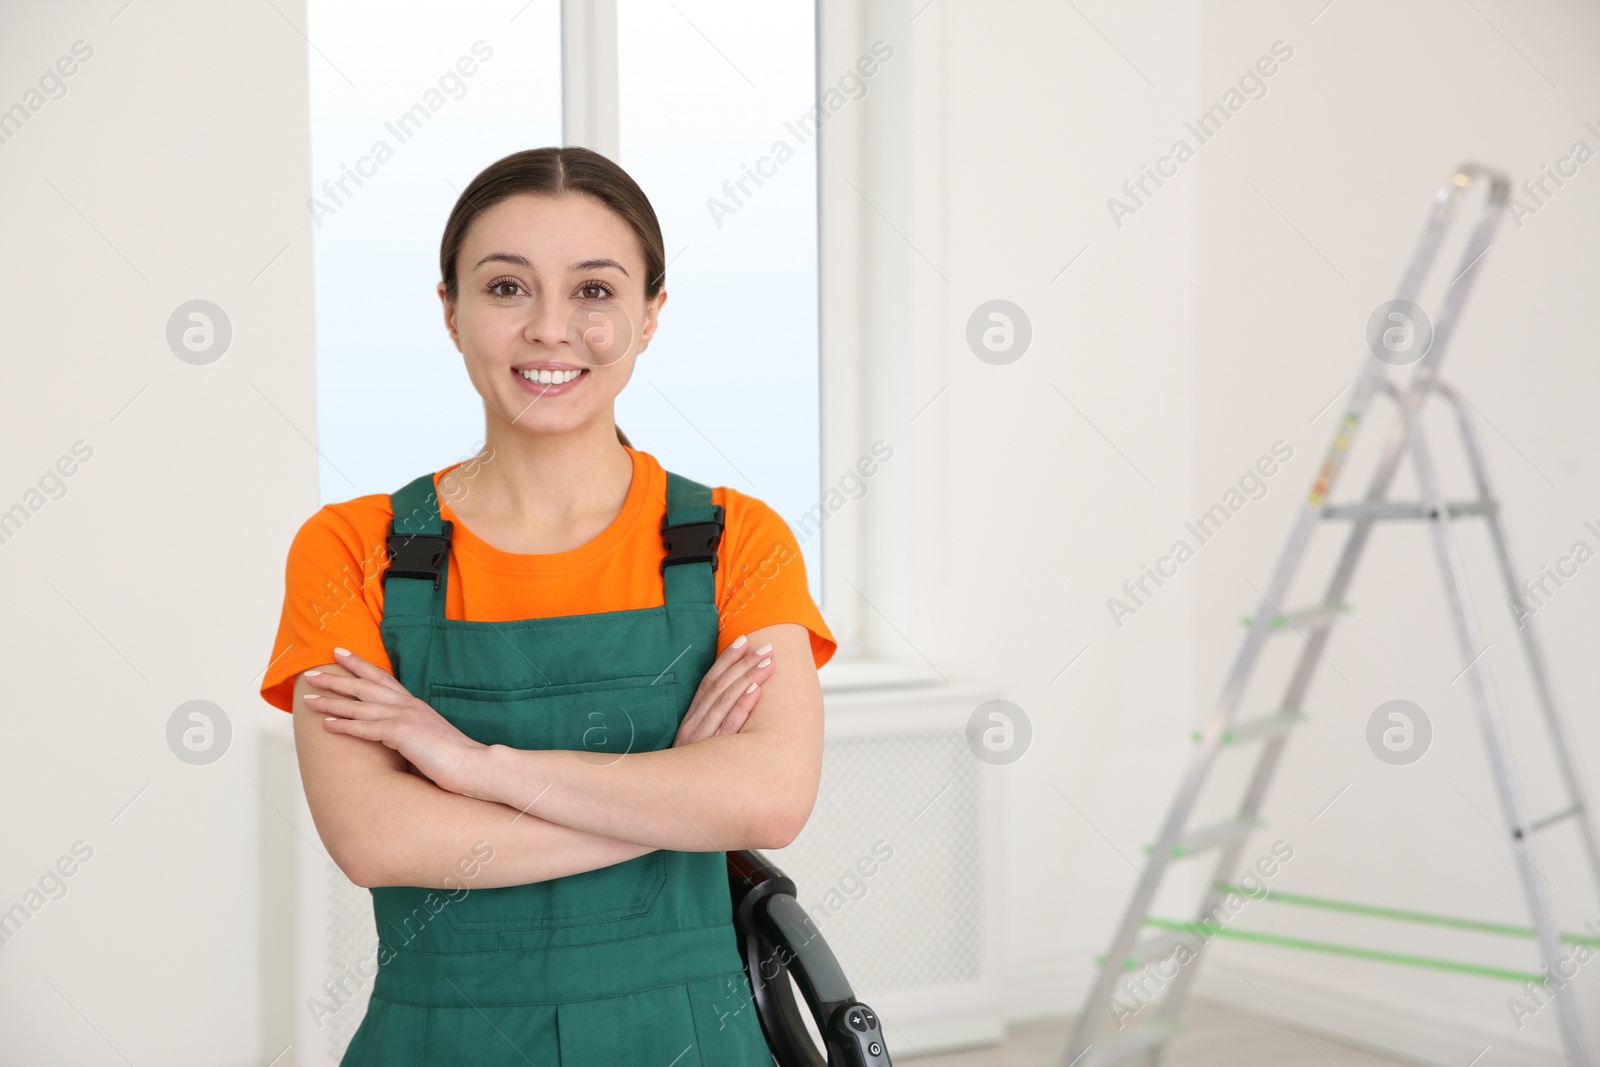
[1212,882,1600,947]
[1142,917,1549,985]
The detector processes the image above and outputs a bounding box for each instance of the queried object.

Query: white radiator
[290,784,379,1067]
[768,681,1006,1058]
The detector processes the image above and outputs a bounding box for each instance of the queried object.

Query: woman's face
[439,191,663,438]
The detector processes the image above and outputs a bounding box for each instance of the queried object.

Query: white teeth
[518,367,584,384]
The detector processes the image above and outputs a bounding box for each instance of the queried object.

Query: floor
[907,1000,1419,1067]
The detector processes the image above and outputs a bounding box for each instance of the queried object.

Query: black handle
[726,850,894,1067]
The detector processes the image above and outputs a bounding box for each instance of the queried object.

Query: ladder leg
[1436,380,1600,898]
[1062,350,1407,1062]
[1058,506,1320,1065]
[1149,310,1455,1030]
[1154,486,1391,1025]
[1062,483,1350,1067]
[1386,380,1593,1067]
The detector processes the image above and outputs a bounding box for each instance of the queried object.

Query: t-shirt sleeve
[715,490,837,670]
[259,505,395,713]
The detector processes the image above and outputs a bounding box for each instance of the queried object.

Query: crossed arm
[291,622,823,890]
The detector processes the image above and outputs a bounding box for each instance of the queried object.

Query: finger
[711,652,775,708]
[677,643,773,743]
[690,691,738,739]
[303,693,387,718]
[695,635,758,694]
[675,685,732,745]
[716,686,760,735]
[694,643,768,710]
[322,716,391,743]
[697,675,761,740]
[675,699,717,743]
[303,670,407,705]
[680,663,736,732]
[331,647,409,694]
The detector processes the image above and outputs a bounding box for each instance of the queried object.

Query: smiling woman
[261,146,836,1065]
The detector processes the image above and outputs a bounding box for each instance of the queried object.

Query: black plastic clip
[383,520,453,589]
[660,514,722,574]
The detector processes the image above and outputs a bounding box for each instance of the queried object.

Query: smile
[513,367,589,395]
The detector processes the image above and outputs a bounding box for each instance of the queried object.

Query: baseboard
[1196,959,1566,1067]
[996,952,1571,1067]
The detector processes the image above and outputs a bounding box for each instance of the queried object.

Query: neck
[446,416,632,526]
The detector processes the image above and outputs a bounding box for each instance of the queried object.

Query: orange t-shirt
[259,446,836,713]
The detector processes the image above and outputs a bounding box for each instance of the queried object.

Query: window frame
[563,0,938,690]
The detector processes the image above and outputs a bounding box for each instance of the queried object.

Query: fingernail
[334,647,350,656]
[756,657,771,669]
[304,693,320,700]
[305,670,321,676]
[731,634,748,649]
[755,643,773,656]
[745,682,758,694]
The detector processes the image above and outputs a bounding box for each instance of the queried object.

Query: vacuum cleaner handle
[727,850,894,1067]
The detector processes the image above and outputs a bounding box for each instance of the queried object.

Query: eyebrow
[470,253,630,276]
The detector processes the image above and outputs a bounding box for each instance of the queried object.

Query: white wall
[0,1,313,1064]
[888,1,1600,1063]
[898,0,1203,1028]
[1188,2,1600,1061]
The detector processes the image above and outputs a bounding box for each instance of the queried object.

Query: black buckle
[383,520,453,589]
[660,516,722,574]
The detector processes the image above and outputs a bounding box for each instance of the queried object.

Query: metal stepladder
[1061,162,1600,1067]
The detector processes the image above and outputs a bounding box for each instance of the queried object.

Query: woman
[260,145,836,1064]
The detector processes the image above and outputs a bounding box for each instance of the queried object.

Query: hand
[305,649,490,798]
[673,635,775,748]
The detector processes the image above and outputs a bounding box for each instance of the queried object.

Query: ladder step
[1239,604,1348,630]
[1094,929,1199,971]
[1192,710,1306,746]
[1529,803,1583,834]
[1321,500,1496,521]
[1120,929,1198,970]
[1144,818,1261,859]
[1073,1021,1182,1067]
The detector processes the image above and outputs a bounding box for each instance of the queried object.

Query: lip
[511,365,589,397]
[512,360,585,372]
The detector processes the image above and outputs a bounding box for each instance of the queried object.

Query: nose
[522,290,572,352]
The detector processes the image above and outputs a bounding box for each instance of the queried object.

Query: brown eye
[486,277,524,298]
[578,280,615,300]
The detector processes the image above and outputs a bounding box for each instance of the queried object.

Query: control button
[869,1040,882,1056]
[847,1008,867,1031]
[862,1007,877,1028]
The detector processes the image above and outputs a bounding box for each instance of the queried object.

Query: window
[307,3,565,497]
[308,1,824,608]
[617,0,823,606]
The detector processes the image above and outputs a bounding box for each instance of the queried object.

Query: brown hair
[439,146,664,450]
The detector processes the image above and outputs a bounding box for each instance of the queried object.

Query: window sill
[818,655,946,695]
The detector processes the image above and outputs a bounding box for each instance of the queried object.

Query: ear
[437,282,462,351]
[637,288,667,352]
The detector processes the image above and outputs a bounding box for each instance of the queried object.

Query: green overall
[340,469,774,1066]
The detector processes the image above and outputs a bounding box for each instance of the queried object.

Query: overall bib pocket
[426,672,683,932]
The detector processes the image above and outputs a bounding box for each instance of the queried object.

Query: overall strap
[382,472,452,622]
[661,471,722,608]
[379,468,717,615]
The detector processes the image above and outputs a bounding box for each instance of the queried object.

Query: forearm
[468,734,801,853]
[335,764,655,889]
